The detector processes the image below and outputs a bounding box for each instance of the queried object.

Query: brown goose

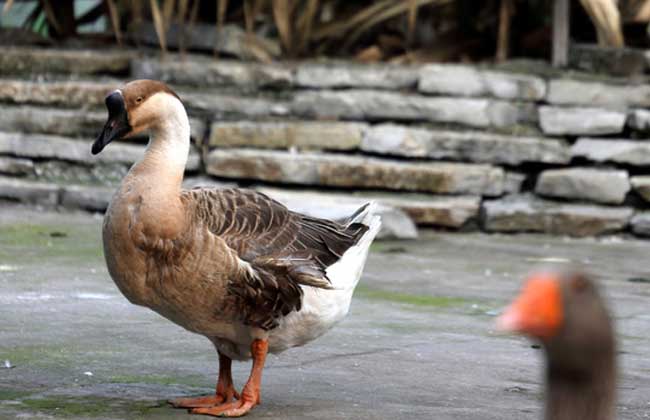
[497,271,617,420]
[90,80,381,417]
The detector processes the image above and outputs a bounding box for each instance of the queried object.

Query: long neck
[545,357,616,420]
[123,100,191,239]
[138,107,191,191]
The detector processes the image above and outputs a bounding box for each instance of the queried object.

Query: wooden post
[496,0,513,62]
[552,0,570,67]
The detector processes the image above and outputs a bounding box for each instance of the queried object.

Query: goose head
[92,79,182,155]
[498,270,614,370]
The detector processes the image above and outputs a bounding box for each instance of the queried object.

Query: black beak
[91,91,131,155]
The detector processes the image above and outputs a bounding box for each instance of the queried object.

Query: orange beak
[497,273,564,341]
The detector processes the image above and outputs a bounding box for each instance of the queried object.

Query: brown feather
[182,188,368,330]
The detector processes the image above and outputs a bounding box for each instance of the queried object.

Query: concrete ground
[1,204,649,420]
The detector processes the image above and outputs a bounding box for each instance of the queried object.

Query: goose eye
[135,96,143,104]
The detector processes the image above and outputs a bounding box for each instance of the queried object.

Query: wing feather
[182,187,368,330]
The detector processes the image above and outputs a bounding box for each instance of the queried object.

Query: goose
[497,270,616,420]
[90,79,381,417]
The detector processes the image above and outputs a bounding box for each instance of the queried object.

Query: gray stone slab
[547,78,650,107]
[133,56,292,88]
[630,176,650,202]
[295,63,418,89]
[0,156,33,175]
[206,148,504,196]
[0,175,60,205]
[209,121,366,150]
[361,124,570,165]
[418,64,546,100]
[504,172,526,195]
[292,90,528,128]
[569,44,647,77]
[255,187,418,240]
[0,79,118,107]
[366,193,480,228]
[0,132,201,171]
[482,194,633,236]
[258,187,480,229]
[630,212,650,236]
[535,168,630,205]
[539,106,626,135]
[0,104,104,137]
[182,91,290,118]
[0,47,133,75]
[627,109,650,131]
[571,138,650,166]
[0,104,204,142]
[60,184,114,212]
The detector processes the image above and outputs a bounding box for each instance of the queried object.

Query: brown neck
[123,113,191,240]
[545,356,616,420]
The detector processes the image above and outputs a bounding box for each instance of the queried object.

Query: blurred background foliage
[2,0,650,63]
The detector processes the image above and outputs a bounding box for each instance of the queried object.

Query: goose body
[92,80,380,416]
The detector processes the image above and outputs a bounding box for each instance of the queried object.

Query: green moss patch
[354,284,467,309]
[108,373,208,388]
[20,396,163,418]
[0,223,102,263]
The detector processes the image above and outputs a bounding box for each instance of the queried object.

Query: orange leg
[170,352,239,408]
[191,339,268,417]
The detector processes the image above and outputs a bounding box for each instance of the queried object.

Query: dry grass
[3,0,650,61]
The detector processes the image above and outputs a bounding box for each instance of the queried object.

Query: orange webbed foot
[189,398,257,417]
[169,389,239,408]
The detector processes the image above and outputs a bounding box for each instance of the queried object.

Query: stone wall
[1,46,650,238]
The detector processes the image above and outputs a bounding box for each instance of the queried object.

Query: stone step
[0,104,206,141]
[630,212,650,237]
[418,64,546,101]
[0,79,118,107]
[0,132,201,171]
[0,156,33,175]
[0,79,256,126]
[257,186,480,229]
[482,193,633,236]
[295,62,418,90]
[205,148,504,196]
[181,90,290,118]
[631,176,650,202]
[627,109,650,131]
[0,47,133,76]
[208,120,568,168]
[255,187,417,240]
[0,175,60,206]
[361,124,569,165]
[538,106,626,136]
[535,168,630,205]
[133,55,292,89]
[292,89,534,128]
[208,121,366,150]
[60,184,114,212]
[571,138,650,166]
[547,78,650,108]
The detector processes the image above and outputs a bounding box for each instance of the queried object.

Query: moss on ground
[20,396,163,418]
[0,222,102,263]
[108,373,208,388]
[0,389,32,401]
[354,284,467,309]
